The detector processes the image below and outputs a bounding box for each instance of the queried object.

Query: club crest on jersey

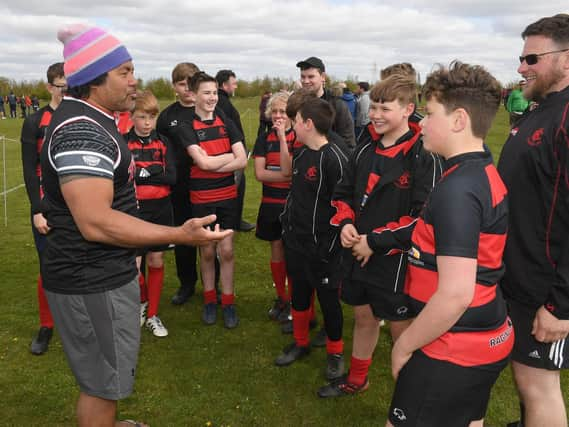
[153,151,162,161]
[169,120,178,127]
[510,127,519,136]
[305,166,318,181]
[394,170,411,189]
[197,130,206,140]
[527,128,544,146]
[218,126,227,137]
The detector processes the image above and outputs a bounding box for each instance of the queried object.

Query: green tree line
[0,74,370,100]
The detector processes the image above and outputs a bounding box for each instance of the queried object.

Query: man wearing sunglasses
[497,14,569,427]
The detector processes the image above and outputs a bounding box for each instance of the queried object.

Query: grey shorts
[45,277,140,400]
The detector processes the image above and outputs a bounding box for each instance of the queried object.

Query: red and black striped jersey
[20,105,54,213]
[124,129,176,201]
[498,85,569,319]
[177,112,243,205]
[406,151,512,367]
[252,128,296,205]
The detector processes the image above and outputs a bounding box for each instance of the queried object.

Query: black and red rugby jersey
[177,112,243,205]
[252,128,296,205]
[498,85,569,319]
[406,151,512,367]
[124,129,176,201]
[20,105,54,213]
[281,141,348,260]
[331,122,442,289]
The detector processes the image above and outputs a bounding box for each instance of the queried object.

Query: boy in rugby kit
[175,72,247,329]
[252,91,296,322]
[20,62,66,355]
[318,74,441,397]
[125,90,176,337]
[386,62,513,427]
[274,97,347,382]
[156,62,201,305]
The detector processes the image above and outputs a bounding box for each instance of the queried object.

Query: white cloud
[0,1,565,86]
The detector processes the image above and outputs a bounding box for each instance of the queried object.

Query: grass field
[0,97,564,427]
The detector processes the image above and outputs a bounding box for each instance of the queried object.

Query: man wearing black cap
[296,57,356,149]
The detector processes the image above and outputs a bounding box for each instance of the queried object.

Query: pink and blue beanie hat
[57,24,132,88]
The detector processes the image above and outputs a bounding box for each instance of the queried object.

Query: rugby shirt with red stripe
[406,150,513,367]
[124,129,176,201]
[21,105,54,213]
[178,112,243,205]
[252,128,296,205]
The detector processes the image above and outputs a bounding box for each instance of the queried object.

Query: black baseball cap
[296,57,325,72]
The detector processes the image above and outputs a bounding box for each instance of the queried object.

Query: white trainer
[140,302,148,327]
[146,315,168,337]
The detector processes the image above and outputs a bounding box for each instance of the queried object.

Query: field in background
[0,98,560,426]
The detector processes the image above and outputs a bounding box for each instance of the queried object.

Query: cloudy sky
[1,1,567,86]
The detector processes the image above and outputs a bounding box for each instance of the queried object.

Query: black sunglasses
[519,48,569,65]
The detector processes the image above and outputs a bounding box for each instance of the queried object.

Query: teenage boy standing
[20,62,66,355]
[176,72,247,329]
[157,62,201,305]
[318,74,441,397]
[216,69,255,232]
[275,97,347,382]
[386,61,513,427]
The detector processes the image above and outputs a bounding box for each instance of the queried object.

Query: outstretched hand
[180,215,233,246]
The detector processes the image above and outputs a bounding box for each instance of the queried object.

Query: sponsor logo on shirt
[392,408,407,421]
[82,155,100,167]
[489,324,512,348]
[305,166,318,181]
[527,128,544,146]
[394,170,411,189]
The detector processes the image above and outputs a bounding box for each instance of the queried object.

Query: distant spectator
[354,81,370,137]
[257,90,272,136]
[25,95,32,115]
[506,80,530,125]
[31,95,40,112]
[0,95,5,119]
[20,95,27,118]
[340,83,357,123]
[8,92,17,118]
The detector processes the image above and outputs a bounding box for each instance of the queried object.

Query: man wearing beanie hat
[40,24,231,427]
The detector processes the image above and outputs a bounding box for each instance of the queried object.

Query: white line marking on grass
[0,183,24,196]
